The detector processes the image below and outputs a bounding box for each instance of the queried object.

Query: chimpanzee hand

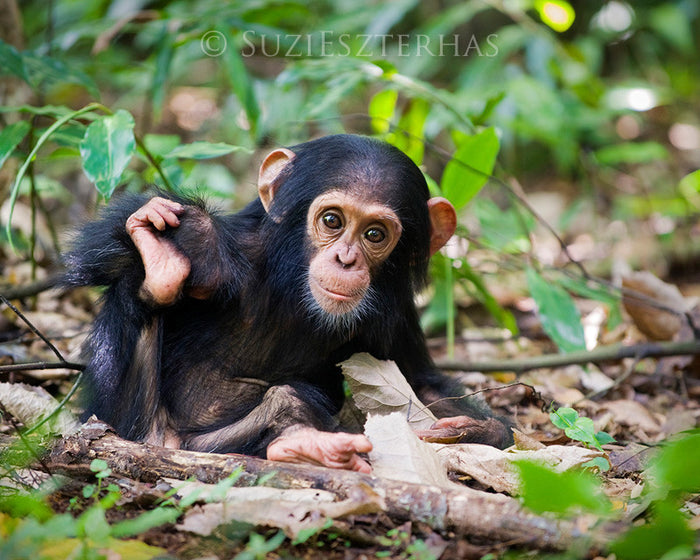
[266,427,373,473]
[126,197,190,305]
[414,415,512,446]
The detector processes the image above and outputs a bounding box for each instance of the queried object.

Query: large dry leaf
[364,412,454,488]
[622,271,695,340]
[600,399,661,435]
[0,382,80,436]
[433,443,606,494]
[341,353,437,429]
[170,479,384,537]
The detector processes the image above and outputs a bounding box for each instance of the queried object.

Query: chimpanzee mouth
[304,276,376,334]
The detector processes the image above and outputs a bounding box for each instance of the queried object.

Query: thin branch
[0,294,67,362]
[0,361,85,374]
[436,339,700,374]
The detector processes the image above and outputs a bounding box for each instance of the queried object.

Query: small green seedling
[550,406,615,452]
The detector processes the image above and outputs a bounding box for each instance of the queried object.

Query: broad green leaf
[594,141,668,166]
[151,25,174,120]
[225,32,260,137]
[389,98,429,165]
[441,127,499,210]
[0,39,27,79]
[516,460,610,515]
[564,415,597,446]
[535,0,576,33]
[595,431,616,445]
[102,538,168,559]
[0,120,30,170]
[166,141,250,160]
[0,104,85,118]
[111,507,181,538]
[583,457,611,472]
[89,458,109,473]
[650,431,700,493]
[458,260,518,333]
[80,110,135,199]
[142,133,181,157]
[550,407,579,430]
[649,3,694,55]
[77,507,110,544]
[551,408,614,451]
[6,103,99,246]
[679,169,700,209]
[526,268,586,353]
[610,501,695,560]
[22,53,99,98]
[369,88,398,134]
[473,198,533,253]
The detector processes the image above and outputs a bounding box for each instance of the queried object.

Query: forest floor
[1,209,700,558]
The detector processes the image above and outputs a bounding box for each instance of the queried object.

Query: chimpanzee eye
[322,212,343,230]
[364,227,386,243]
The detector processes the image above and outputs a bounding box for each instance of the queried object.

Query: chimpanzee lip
[319,284,353,301]
[311,277,358,302]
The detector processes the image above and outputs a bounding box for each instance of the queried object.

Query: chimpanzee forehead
[291,135,429,197]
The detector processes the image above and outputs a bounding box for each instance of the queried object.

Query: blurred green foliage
[1,0,699,344]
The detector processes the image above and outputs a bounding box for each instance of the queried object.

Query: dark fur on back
[63,134,513,456]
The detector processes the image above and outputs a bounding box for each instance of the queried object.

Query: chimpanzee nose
[337,246,357,268]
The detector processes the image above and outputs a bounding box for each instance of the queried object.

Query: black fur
[62,134,512,457]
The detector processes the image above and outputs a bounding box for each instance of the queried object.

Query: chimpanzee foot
[414,415,513,447]
[266,427,373,473]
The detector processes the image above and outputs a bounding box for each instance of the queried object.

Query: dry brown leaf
[600,400,662,434]
[432,444,605,494]
[512,429,546,450]
[171,480,384,538]
[364,412,454,488]
[341,353,438,429]
[622,271,695,340]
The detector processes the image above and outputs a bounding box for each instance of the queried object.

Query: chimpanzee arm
[62,192,249,302]
[389,311,514,448]
[61,192,250,441]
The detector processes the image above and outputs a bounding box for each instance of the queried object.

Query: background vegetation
[1,0,699,558]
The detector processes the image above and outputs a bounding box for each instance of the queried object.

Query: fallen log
[46,419,615,552]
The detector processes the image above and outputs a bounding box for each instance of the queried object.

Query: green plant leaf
[224,33,261,138]
[594,141,668,166]
[650,431,700,494]
[369,88,398,134]
[595,431,616,445]
[389,98,429,165]
[679,168,700,209]
[535,0,576,33]
[80,110,135,198]
[22,53,99,98]
[441,127,499,210]
[0,120,30,170]
[610,501,695,560]
[516,460,610,515]
[78,506,111,544]
[111,507,181,538]
[550,407,579,430]
[583,457,611,472]
[458,260,518,333]
[473,198,534,252]
[151,24,175,120]
[166,141,250,160]
[0,39,26,79]
[526,268,586,353]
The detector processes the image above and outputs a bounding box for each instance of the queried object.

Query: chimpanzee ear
[427,197,457,256]
[258,148,296,213]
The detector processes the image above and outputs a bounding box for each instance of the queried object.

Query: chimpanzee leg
[183,384,371,472]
